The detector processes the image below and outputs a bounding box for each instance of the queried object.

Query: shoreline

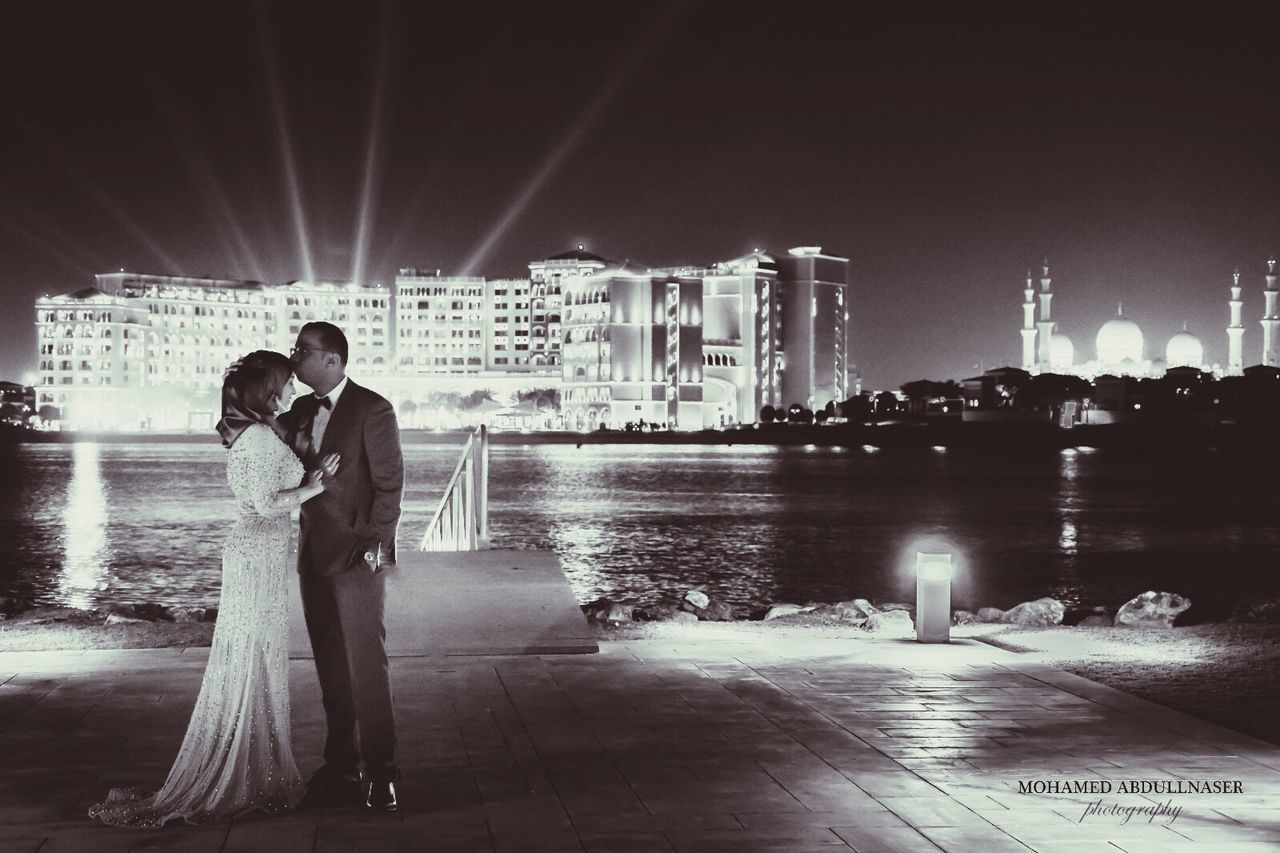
[2,613,1275,747]
[4,420,1278,449]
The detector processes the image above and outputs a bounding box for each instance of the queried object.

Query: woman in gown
[90,350,339,826]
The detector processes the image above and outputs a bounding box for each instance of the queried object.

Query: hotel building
[33,245,850,431]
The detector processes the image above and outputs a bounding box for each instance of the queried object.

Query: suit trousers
[299,565,398,782]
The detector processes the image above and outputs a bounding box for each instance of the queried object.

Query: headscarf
[215,351,291,448]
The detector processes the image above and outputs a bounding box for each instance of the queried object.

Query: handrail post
[478,424,489,548]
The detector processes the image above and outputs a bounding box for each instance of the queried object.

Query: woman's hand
[305,469,325,490]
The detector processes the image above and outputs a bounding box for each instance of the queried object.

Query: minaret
[1227,267,1244,376]
[1264,257,1280,367]
[1036,258,1053,372]
[1021,269,1037,372]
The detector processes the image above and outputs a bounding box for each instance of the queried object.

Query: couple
[89,321,405,826]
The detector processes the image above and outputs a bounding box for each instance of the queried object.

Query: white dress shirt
[308,375,349,454]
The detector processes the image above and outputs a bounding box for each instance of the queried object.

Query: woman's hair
[223,350,293,421]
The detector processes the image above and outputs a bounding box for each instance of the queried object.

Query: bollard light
[916,552,952,643]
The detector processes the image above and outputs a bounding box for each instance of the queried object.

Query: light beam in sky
[0,190,106,275]
[457,4,684,277]
[18,121,185,275]
[253,0,315,283]
[351,6,395,287]
[0,213,96,279]
[147,78,270,282]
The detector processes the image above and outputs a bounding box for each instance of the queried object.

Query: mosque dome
[1165,330,1203,368]
[1049,333,1074,371]
[1096,314,1144,364]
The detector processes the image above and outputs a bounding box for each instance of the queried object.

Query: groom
[280,321,405,812]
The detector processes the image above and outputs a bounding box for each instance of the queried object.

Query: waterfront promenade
[2,636,1278,852]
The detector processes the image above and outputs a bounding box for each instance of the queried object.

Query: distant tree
[759,405,775,423]
[519,387,561,410]
[839,393,873,422]
[814,409,830,423]
[38,404,59,421]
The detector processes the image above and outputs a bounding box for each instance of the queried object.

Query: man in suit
[279,321,404,812]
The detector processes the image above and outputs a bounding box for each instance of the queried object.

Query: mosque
[1019,258,1280,379]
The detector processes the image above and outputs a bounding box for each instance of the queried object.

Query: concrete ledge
[287,548,596,658]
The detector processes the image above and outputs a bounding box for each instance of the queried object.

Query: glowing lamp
[915,552,952,644]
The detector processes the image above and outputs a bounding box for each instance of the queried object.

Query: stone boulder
[976,607,1005,623]
[835,599,878,619]
[670,611,698,624]
[10,606,86,624]
[104,612,147,625]
[877,602,915,615]
[862,610,914,635]
[951,610,980,625]
[1077,614,1113,627]
[999,598,1065,628]
[170,607,216,623]
[682,590,710,610]
[582,598,637,624]
[0,595,33,615]
[764,603,814,621]
[697,600,736,622]
[1115,591,1191,629]
[1228,597,1280,623]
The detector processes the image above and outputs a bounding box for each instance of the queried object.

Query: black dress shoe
[365,780,398,812]
[303,768,362,809]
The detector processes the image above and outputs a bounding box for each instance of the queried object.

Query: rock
[862,610,914,635]
[764,603,813,620]
[683,590,710,610]
[878,602,915,615]
[633,604,680,622]
[1077,614,1113,627]
[1000,598,1065,628]
[1115,591,1191,629]
[1228,597,1280,623]
[976,607,1005,623]
[10,606,85,624]
[582,598,636,624]
[952,609,979,625]
[104,612,147,625]
[170,607,209,623]
[835,599,878,619]
[670,611,698,624]
[1064,606,1109,626]
[131,603,174,621]
[697,600,736,622]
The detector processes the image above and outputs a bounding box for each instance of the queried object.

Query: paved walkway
[2,636,1278,852]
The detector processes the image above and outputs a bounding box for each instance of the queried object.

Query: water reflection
[61,442,109,608]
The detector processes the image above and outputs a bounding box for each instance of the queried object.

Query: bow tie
[316,395,332,410]
[295,394,331,421]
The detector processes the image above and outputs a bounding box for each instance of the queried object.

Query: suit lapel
[319,380,359,456]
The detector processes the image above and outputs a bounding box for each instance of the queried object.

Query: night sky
[3,1,1279,390]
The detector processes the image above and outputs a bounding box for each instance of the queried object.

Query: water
[2,441,1278,616]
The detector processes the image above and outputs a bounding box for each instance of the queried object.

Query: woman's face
[273,374,297,413]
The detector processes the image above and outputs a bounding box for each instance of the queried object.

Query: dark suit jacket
[279,379,405,577]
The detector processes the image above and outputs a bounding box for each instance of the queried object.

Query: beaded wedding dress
[90,423,307,826]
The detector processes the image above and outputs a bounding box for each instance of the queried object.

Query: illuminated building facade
[33,243,852,431]
[560,246,851,430]
[561,265,704,431]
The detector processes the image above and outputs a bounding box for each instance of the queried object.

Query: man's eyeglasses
[289,346,329,358]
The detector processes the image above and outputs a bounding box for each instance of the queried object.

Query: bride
[90,350,339,826]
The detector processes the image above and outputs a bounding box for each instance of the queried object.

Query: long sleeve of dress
[231,425,307,517]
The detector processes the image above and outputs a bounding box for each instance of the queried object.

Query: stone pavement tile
[486,804,583,852]
[546,764,649,820]
[914,825,1034,852]
[839,771,945,799]
[757,759,882,811]
[875,795,988,828]
[398,768,483,811]
[1105,841,1280,852]
[577,830,676,853]
[664,827,849,852]
[570,813,742,834]
[829,824,943,852]
[732,804,909,830]
[13,821,229,853]
[1159,816,1280,844]
[221,818,316,853]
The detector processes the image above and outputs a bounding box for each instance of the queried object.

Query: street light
[916,552,952,643]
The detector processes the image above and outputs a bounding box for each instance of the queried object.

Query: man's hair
[300,321,349,365]
[224,350,293,420]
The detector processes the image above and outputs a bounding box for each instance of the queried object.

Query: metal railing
[419,424,490,551]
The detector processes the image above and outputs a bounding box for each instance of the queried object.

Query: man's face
[290,332,328,387]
